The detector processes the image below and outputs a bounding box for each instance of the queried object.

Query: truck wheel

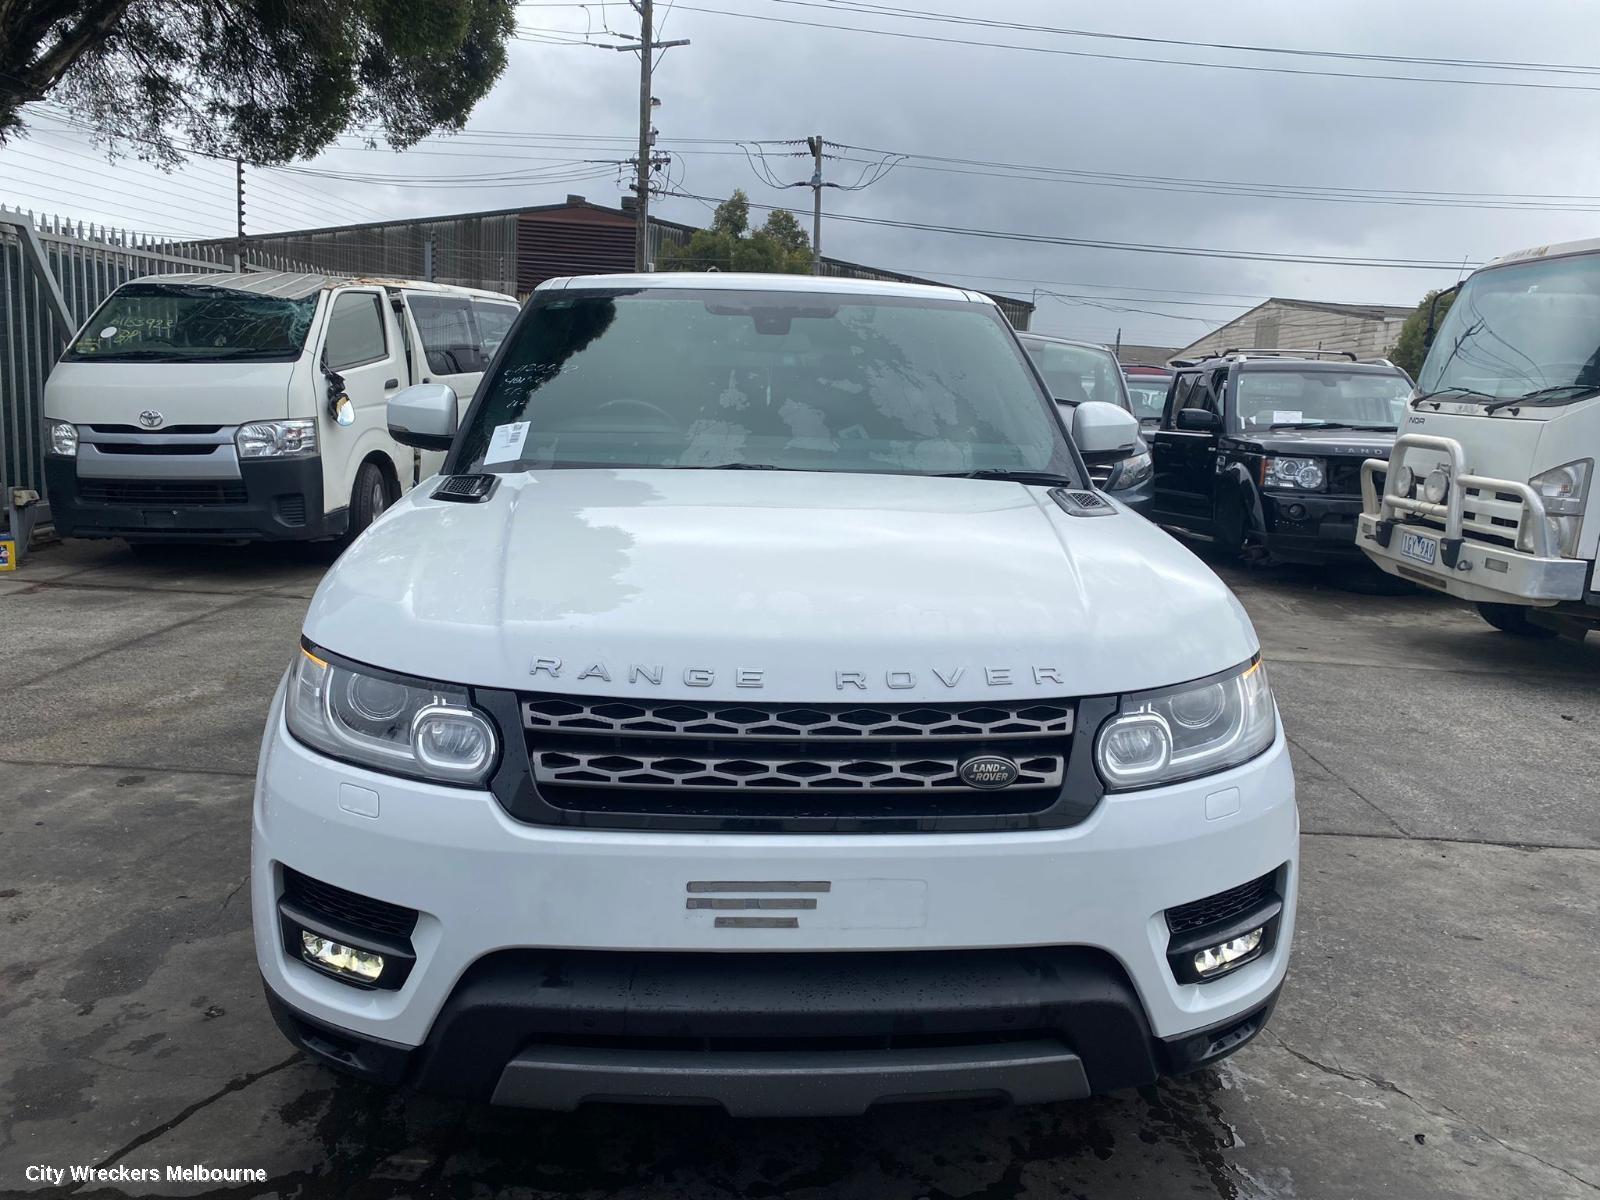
[342,461,391,547]
[1477,603,1558,638]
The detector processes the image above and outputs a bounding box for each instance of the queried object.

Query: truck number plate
[1400,531,1437,566]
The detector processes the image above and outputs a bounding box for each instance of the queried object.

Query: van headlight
[238,419,317,459]
[285,644,498,785]
[49,421,78,457]
[1095,658,1276,790]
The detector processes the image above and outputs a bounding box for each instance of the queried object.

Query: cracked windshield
[1235,369,1413,429]
[65,282,317,362]
[459,289,1067,476]
[1420,252,1600,403]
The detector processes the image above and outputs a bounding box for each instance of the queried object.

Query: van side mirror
[1071,400,1140,463]
[1176,408,1222,433]
[388,383,458,451]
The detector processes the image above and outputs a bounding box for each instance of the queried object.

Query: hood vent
[432,474,498,503]
[1049,488,1113,517]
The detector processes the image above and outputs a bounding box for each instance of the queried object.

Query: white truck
[252,272,1298,1115]
[1359,237,1600,638]
[43,272,519,547]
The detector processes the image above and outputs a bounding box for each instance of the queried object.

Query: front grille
[522,695,1075,818]
[93,442,220,455]
[281,867,417,940]
[87,423,223,435]
[78,479,247,507]
[1166,871,1278,935]
[1322,458,1373,497]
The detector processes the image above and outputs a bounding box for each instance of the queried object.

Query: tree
[1391,288,1456,379]
[658,190,813,275]
[0,1,517,165]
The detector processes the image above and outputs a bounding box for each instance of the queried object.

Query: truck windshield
[1419,251,1600,405]
[1235,370,1412,430]
[64,283,317,363]
[456,288,1077,480]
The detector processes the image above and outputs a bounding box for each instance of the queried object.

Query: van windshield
[1420,252,1600,405]
[1235,369,1412,430]
[455,288,1076,480]
[64,283,317,363]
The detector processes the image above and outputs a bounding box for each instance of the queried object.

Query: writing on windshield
[1420,252,1600,405]
[66,283,317,363]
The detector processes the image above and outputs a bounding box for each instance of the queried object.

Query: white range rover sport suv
[253,273,1299,1116]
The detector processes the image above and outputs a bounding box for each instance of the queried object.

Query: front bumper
[1356,513,1588,603]
[253,688,1299,1112]
[1260,493,1366,564]
[44,454,341,542]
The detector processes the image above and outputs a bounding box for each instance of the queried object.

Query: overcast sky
[8,0,1600,349]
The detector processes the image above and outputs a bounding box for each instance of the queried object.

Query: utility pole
[807,134,823,275]
[1114,327,1121,357]
[617,1,689,272]
[234,157,245,273]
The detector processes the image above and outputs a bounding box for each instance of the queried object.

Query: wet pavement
[2,538,1597,1199]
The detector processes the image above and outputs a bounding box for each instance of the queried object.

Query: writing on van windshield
[68,284,317,363]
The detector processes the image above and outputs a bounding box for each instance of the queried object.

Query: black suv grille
[1324,458,1379,498]
[79,479,247,507]
[1166,872,1278,935]
[521,695,1076,819]
[281,868,418,940]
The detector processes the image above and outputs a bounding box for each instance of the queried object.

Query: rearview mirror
[1176,407,1222,433]
[1071,400,1140,463]
[388,383,458,451]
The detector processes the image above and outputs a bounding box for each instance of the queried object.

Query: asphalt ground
[2,536,1597,1200]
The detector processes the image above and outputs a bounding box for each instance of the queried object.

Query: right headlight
[48,421,78,457]
[285,643,498,786]
[238,418,317,459]
[1095,658,1276,791]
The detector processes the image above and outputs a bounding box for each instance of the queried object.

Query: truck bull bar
[1359,433,1556,569]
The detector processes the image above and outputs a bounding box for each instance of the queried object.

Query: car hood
[1243,428,1398,457]
[304,469,1258,701]
[44,360,297,426]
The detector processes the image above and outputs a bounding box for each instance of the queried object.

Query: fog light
[1193,926,1265,978]
[1423,467,1450,505]
[301,931,384,982]
[1393,464,1415,498]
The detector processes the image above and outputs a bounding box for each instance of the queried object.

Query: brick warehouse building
[212,195,1034,328]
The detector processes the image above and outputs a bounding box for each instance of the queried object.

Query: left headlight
[285,644,498,785]
[1105,448,1153,491]
[238,418,317,459]
[1095,658,1276,791]
[1262,456,1325,491]
[48,421,78,457]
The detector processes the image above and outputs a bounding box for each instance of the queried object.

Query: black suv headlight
[286,643,498,785]
[1095,658,1276,790]
[1262,456,1325,491]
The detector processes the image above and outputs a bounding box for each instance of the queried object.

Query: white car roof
[536,271,995,305]
[126,271,517,303]
[1485,236,1600,270]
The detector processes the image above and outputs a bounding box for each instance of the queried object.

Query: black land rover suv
[1148,351,1413,564]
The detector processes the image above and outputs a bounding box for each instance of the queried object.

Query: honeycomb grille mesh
[533,749,1065,793]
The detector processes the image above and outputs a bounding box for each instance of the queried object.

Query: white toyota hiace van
[43,272,519,545]
[254,273,1298,1116]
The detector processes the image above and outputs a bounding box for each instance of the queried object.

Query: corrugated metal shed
[1178,297,1412,362]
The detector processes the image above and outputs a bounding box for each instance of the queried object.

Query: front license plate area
[1400,531,1438,566]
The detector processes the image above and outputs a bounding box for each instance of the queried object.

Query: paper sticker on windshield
[483,422,530,464]
[99,326,118,339]
[1272,410,1303,424]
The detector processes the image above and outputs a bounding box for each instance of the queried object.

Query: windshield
[1419,252,1600,404]
[1020,337,1130,412]
[1234,369,1412,430]
[454,288,1076,480]
[64,283,317,363]
[1123,375,1170,423]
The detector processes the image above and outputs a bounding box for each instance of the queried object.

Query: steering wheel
[591,397,681,430]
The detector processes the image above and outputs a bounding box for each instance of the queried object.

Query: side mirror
[388,383,458,451]
[1071,400,1140,463]
[1176,407,1222,433]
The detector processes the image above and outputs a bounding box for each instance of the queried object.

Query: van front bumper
[44,455,341,542]
[253,688,1299,1113]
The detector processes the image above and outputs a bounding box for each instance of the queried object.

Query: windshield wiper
[67,349,184,362]
[934,468,1077,487]
[1484,383,1600,414]
[1266,421,1394,432]
[672,462,785,471]
[1416,386,1496,404]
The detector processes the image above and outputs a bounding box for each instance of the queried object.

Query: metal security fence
[0,206,315,506]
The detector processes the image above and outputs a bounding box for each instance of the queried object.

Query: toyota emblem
[138,409,164,429]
